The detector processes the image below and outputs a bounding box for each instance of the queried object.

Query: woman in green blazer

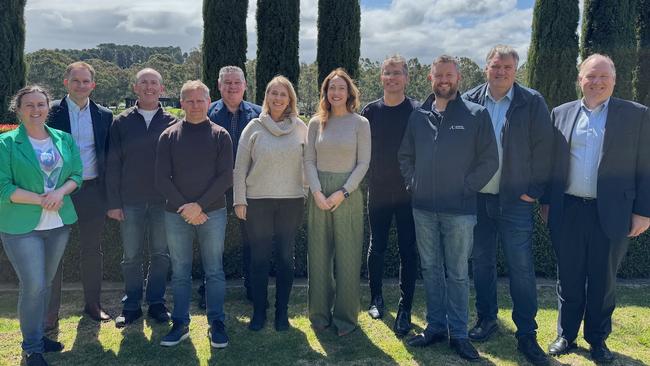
[0,85,82,366]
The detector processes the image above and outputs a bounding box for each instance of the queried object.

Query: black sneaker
[42,336,64,353]
[26,353,48,366]
[209,320,229,348]
[160,322,190,347]
[148,304,171,323]
[518,334,549,366]
[115,308,143,328]
[450,338,480,362]
[367,295,385,319]
[393,307,412,337]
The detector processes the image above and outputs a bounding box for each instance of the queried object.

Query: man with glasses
[362,55,420,337]
[399,55,497,362]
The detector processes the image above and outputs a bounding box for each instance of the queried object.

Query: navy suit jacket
[47,96,113,184]
[545,97,650,241]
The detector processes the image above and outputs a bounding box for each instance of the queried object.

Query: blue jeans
[412,209,476,339]
[1,226,70,354]
[165,209,227,325]
[472,193,538,337]
[120,203,170,311]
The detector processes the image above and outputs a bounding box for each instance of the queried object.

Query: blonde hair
[10,85,51,113]
[316,68,360,129]
[64,61,96,81]
[261,75,298,120]
[180,80,210,101]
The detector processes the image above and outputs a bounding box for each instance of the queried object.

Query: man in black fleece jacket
[399,55,497,362]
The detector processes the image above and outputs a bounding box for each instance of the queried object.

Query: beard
[433,83,458,99]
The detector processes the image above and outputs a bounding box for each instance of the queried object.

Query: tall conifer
[255,0,300,104]
[581,0,637,99]
[0,0,27,122]
[316,0,361,85]
[202,0,249,100]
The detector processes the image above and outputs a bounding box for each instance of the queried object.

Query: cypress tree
[527,0,580,109]
[255,0,300,104]
[202,0,249,100]
[634,0,650,104]
[581,0,637,99]
[0,0,26,123]
[316,0,361,85]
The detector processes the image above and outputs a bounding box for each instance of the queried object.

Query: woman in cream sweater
[233,76,307,331]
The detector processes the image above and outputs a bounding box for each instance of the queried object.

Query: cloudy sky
[25,0,551,66]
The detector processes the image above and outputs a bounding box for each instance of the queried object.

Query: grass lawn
[0,282,648,365]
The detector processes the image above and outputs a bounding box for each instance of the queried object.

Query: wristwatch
[340,188,350,199]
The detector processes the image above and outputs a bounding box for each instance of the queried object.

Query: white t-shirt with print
[28,136,64,230]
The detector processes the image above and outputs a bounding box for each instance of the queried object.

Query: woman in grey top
[233,76,307,331]
[304,68,371,336]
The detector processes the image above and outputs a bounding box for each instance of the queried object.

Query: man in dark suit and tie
[542,54,650,363]
[46,61,114,326]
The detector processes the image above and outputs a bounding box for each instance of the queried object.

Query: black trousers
[48,178,106,319]
[366,191,417,311]
[554,195,629,344]
[246,198,304,313]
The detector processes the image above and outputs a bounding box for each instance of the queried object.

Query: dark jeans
[120,203,170,311]
[472,193,538,337]
[554,195,629,344]
[48,178,106,320]
[367,191,417,310]
[246,198,304,313]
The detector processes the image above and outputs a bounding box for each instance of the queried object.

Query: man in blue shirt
[463,45,553,366]
[197,66,260,307]
[542,54,650,364]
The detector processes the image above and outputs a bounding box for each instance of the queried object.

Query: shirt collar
[486,86,514,103]
[580,97,610,114]
[66,95,90,113]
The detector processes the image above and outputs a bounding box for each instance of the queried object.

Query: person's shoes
[367,295,385,319]
[274,308,290,332]
[517,334,549,366]
[449,338,481,362]
[209,320,229,348]
[248,311,266,331]
[468,318,498,342]
[406,330,447,347]
[548,336,577,356]
[337,326,357,337]
[590,341,615,364]
[84,303,112,322]
[148,304,171,323]
[26,353,48,366]
[197,283,206,310]
[160,322,190,347]
[42,337,64,353]
[393,307,412,337]
[115,308,143,328]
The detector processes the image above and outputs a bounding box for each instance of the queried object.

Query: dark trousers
[48,179,106,320]
[367,191,417,311]
[472,193,538,337]
[554,195,629,344]
[246,198,303,314]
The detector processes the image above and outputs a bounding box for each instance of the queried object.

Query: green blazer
[0,124,83,234]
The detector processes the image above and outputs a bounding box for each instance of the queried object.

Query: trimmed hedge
[1,199,649,282]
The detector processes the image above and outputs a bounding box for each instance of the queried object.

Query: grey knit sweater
[233,113,308,206]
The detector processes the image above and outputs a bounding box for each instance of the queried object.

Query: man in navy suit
[46,61,114,326]
[542,54,650,363]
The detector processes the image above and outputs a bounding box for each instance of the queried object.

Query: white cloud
[25,0,535,64]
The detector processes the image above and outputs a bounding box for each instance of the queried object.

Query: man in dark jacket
[399,55,497,362]
[542,54,650,363]
[46,61,114,327]
[462,45,553,366]
[106,68,177,328]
